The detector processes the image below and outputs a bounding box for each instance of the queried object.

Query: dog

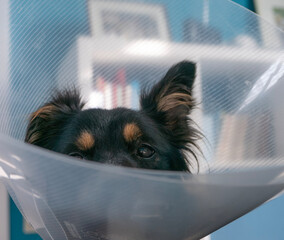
[25,61,201,172]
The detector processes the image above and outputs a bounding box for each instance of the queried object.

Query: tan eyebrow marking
[123,123,142,143]
[76,131,95,151]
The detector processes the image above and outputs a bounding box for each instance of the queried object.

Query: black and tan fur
[25,61,201,172]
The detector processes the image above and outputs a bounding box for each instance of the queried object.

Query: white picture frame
[88,1,169,41]
[255,0,284,48]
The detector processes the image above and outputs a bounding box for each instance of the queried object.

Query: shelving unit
[57,36,284,172]
[58,36,284,110]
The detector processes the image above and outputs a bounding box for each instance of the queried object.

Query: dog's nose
[106,157,138,168]
[96,152,138,168]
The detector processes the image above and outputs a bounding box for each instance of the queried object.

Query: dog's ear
[140,61,196,126]
[140,61,200,160]
[25,89,85,150]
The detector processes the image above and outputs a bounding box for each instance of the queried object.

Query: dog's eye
[136,144,155,158]
[69,152,84,159]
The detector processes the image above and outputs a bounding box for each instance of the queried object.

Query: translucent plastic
[1,0,284,239]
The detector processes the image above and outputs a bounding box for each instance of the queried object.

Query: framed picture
[255,0,284,48]
[88,1,169,41]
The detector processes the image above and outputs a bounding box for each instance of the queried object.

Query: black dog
[25,61,201,172]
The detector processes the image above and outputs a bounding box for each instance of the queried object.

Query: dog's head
[25,61,201,171]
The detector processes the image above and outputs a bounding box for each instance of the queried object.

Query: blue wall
[9,0,89,139]
[234,0,255,11]
[212,195,284,240]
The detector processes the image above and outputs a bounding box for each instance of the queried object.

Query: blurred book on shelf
[86,68,140,110]
[215,112,275,163]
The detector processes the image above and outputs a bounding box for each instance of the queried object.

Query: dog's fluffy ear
[140,61,196,126]
[25,89,84,149]
[140,61,200,160]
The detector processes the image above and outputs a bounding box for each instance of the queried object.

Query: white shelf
[77,36,284,65]
[58,36,284,93]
